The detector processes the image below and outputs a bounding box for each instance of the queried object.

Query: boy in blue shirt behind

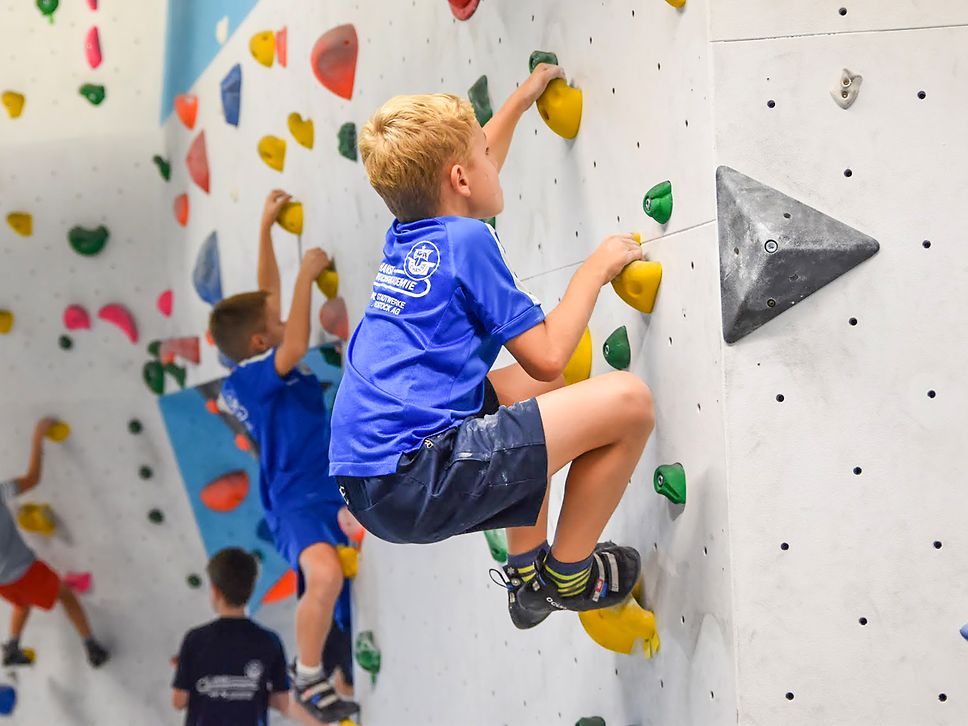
[209,192,358,723]
[330,64,656,628]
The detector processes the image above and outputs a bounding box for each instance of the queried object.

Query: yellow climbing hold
[579,589,661,658]
[2,91,25,118]
[257,135,286,172]
[46,422,71,442]
[665,0,687,7]
[337,545,358,578]
[612,233,662,314]
[288,113,314,150]
[562,327,592,385]
[249,30,275,67]
[0,310,13,334]
[537,79,582,139]
[17,503,56,536]
[277,201,303,235]
[316,268,339,299]
[6,212,32,236]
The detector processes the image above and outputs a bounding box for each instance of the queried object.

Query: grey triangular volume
[716,166,879,344]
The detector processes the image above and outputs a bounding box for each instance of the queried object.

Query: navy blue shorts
[337,383,548,545]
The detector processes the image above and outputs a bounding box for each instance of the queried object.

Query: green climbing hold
[127,419,143,434]
[643,180,673,225]
[58,335,73,350]
[165,362,187,389]
[79,83,105,106]
[603,326,631,370]
[147,340,161,358]
[576,718,606,726]
[148,508,164,524]
[484,529,508,563]
[468,75,493,126]
[654,463,686,504]
[481,216,496,229]
[152,155,171,182]
[143,360,164,395]
[321,346,341,368]
[68,225,109,256]
[354,630,381,681]
[139,466,153,480]
[529,50,559,72]
[337,122,357,161]
[36,0,58,23]
[187,573,202,588]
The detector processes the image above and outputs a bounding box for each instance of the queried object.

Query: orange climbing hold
[174,194,189,226]
[175,94,198,129]
[319,297,349,340]
[276,27,288,67]
[199,470,250,512]
[186,131,210,193]
[97,303,138,343]
[310,24,358,100]
[6,212,32,236]
[448,0,480,20]
[262,569,297,604]
[234,434,252,453]
[204,399,219,414]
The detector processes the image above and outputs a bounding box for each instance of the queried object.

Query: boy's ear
[449,162,472,198]
[250,332,269,354]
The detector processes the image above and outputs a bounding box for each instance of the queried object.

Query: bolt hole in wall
[780,542,790,551]
[858,617,868,626]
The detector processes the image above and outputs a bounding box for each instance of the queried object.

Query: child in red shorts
[0,418,109,667]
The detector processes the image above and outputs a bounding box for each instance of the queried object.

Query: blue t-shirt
[329,217,545,477]
[220,350,344,515]
[173,617,288,726]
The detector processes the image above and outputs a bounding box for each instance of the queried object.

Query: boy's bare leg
[295,543,343,669]
[535,371,654,562]
[8,605,30,640]
[58,584,93,639]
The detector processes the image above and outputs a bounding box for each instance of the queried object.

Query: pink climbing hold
[449,0,481,21]
[157,290,173,317]
[319,297,350,340]
[276,27,288,68]
[64,572,92,594]
[87,0,98,9]
[63,305,91,331]
[174,193,189,226]
[186,131,210,193]
[175,94,198,130]
[159,336,200,364]
[310,24,358,100]
[85,27,102,69]
[97,303,138,343]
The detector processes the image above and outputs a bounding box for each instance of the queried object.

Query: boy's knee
[612,372,655,433]
[301,551,344,597]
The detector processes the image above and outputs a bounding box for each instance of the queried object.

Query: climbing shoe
[290,663,360,723]
[1,642,32,666]
[517,543,642,614]
[490,563,553,630]
[85,639,110,668]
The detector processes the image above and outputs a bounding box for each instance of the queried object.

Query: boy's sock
[294,660,324,686]
[507,541,549,583]
[544,550,594,598]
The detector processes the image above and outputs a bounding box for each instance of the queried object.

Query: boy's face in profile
[461,125,504,219]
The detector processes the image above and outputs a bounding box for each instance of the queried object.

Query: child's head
[206,547,258,611]
[359,93,503,222]
[208,291,284,363]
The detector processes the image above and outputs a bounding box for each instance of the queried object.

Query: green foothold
[128,419,143,434]
[576,719,606,726]
[354,630,381,682]
[147,340,161,358]
[468,75,493,126]
[67,225,109,256]
[480,216,496,229]
[643,180,674,225]
[321,346,342,368]
[139,466,153,480]
[484,529,508,563]
[148,508,164,524]
[58,335,73,350]
[164,363,187,389]
[529,50,559,72]
[143,360,165,395]
[603,326,631,370]
[337,122,357,161]
[187,573,202,588]
[152,155,171,182]
[36,0,58,23]
[654,463,686,504]
[79,83,105,106]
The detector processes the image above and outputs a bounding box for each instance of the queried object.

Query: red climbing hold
[262,570,297,604]
[85,27,102,69]
[157,290,173,317]
[64,571,92,594]
[310,24,358,100]
[174,194,189,226]
[97,303,138,343]
[199,470,250,512]
[319,297,350,340]
[175,94,198,129]
[234,433,252,453]
[186,131,210,193]
[276,27,288,68]
[449,0,481,20]
[63,305,91,331]
[159,336,200,364]
[87,0,97,9]
[204,399,219,414]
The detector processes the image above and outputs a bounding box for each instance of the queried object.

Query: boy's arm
[13,419,56,495]
[275,248,331,377]
[171,690,189,711]
[483,63,564,172]
[268,691,290,715]
[258,190,293,321]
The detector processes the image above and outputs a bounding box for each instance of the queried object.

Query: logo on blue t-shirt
[404,241,440,280]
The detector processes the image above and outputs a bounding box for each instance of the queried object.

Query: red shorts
[0,560,60,610]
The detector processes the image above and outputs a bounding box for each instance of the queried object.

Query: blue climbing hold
[0,684,16,715]
[220,63,242,127]
[192,231,223,305]
[961,623,968,641]
[256,518,273,544]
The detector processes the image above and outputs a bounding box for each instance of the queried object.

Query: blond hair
[359,94,478,221]
[208,291,269,363]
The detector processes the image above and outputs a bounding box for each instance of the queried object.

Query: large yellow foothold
[17,503,56,536]
[287,113,314,150]
[537,79,582,139]
[316,268,339,299]
[665,0,687,7]
[0,310,13,334]
[2,91,25,118]
[257,135,286,172]
[249,30,275,67]
[7,212,32,236]
[578,591,661,658]
[337,545,358,578]
[612,233,662,314]
[277,201,303,235]
[562,327,592,385]
[46,422,71,442]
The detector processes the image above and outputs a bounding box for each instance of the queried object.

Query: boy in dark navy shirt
[209,191,358,723]
[331,65,656,628]
[172,548,289,726]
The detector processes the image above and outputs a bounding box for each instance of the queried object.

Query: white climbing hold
[831,69,862,110]
[215,16,229,45]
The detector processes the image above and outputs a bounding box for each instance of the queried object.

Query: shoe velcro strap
[302,681,338,707]
[592,551,621,594]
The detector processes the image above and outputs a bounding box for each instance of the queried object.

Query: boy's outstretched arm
[258,189,292,322]
[275,248,330,377]
[13,418,56,495]
[483,63,564,172]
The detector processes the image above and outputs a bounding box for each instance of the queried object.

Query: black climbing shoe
[290,663,360,723]
[1,642,32,667]
[85,639,110,668]
[517,543,642,614]
[490,563,553,630]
